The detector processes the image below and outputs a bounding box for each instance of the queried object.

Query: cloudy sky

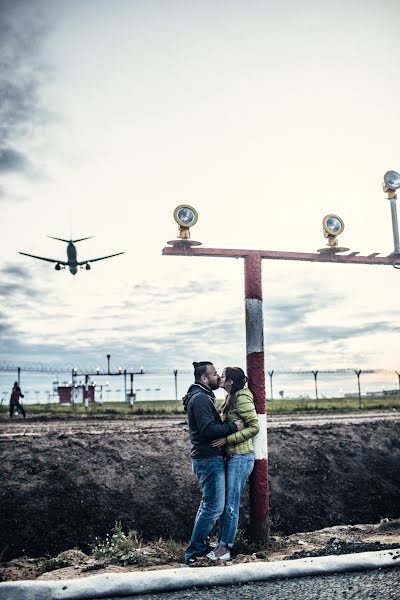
[1,0,400,385]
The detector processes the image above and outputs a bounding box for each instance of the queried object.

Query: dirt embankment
[1,417,400,561]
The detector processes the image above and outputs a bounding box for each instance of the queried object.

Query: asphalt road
[95,567,400,600]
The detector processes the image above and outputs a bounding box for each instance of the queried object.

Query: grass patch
[267,395,400,413]
[41,553,70,572]
[91,522,185,565]
[1,395,398,418]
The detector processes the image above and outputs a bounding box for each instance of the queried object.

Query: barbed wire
[0,362,398,376]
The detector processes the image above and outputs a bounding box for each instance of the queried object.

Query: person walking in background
[183,361,244,564]
[207,367,259,561]
[9,381,26,419]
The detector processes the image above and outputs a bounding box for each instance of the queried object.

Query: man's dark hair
[193,361,213,382]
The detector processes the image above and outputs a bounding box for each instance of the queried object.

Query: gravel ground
[96,567,400,600]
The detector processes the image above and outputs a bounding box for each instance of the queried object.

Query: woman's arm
[226,393,259,445]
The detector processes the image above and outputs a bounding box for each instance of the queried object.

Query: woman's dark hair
[193,361,213,382]
[222,367,248,417]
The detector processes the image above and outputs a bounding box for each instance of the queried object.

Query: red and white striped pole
[244,252,269,539]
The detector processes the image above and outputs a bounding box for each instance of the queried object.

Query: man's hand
[211,437,227,448]
[234,419,245,431]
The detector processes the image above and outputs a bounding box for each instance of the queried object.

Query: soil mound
[0,417,399,561]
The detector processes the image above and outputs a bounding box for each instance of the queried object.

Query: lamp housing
[383,170,400,193]
[173,205,198,239]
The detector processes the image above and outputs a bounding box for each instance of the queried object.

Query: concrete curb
[1,548,400,600]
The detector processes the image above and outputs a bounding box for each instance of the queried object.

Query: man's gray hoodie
[183,383,238,458]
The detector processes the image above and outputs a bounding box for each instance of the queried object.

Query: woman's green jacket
[224,387,259,456]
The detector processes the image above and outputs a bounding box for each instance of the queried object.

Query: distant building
[58,384,95,404]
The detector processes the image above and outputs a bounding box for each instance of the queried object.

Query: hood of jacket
[236,387,255,404]
[182,383,216,412]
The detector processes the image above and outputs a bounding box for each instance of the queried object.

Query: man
[9,382,26,419]
[183,361,244,564]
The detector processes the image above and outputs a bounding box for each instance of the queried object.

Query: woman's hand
[212,437,227,448]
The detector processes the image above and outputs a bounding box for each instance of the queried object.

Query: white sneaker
[206,549,231,561]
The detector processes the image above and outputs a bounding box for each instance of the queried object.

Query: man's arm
[192,396,238,440]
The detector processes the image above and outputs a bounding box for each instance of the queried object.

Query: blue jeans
[219,453,255,548]
[185,456,225,562]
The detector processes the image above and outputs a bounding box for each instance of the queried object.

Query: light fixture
[322,214,345,240]
[167,204,202,246]
[383,170,400,192]
[318,214,349,254]
[382,171,400,256]
[174,205,198,229]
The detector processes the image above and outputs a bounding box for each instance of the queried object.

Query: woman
[207,367,259,561]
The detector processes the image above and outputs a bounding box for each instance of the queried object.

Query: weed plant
[92,522,185,565]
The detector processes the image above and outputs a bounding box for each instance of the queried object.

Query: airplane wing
[77,251,125,265]
[19,252,68,265]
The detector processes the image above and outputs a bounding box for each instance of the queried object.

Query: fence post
[174,369,178,411]
[268,370,274,413]
[312,370,319,408]
[71,369,75,405]
[84,374,89,409]
[355,370,362,408]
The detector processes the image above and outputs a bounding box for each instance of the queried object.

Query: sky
[1,0,400,396]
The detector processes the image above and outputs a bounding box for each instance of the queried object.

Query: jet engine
[85,263,91,270]
[55,263,61,271]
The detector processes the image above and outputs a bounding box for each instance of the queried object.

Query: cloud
[1,264,31,279]
[0,264,36,298]
[0,148,30,173]
[0,270,397,373]
[0,0,55,190]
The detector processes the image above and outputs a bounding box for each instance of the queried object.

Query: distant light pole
[383,171,400,258]
[163,196,399,541]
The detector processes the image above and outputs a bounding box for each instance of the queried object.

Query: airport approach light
[318,214,349,254]
[383,170,400,191]
[168,205,202,247]
[163,187,400,541]
[382,171,400,259]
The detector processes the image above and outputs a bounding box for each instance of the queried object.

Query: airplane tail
[48,236,94,243]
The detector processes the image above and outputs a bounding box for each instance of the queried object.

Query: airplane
[19,236,124,275]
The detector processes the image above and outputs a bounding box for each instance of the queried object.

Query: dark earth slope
[1,419,399,560]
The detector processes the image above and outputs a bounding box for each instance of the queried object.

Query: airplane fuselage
[67,242,78,275]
